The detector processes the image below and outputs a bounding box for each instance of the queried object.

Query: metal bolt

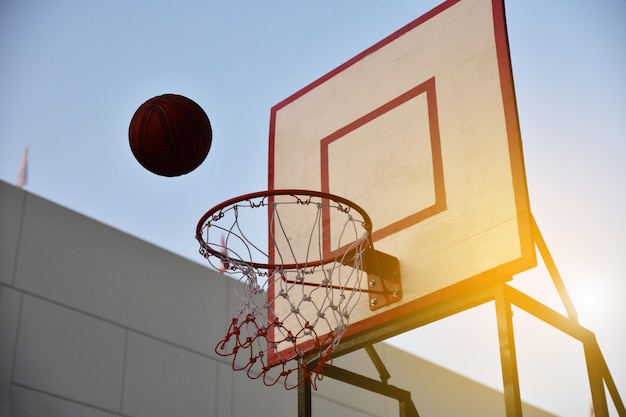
[392,290,400,298]
[370,298,378,307]
[369,279,376,288]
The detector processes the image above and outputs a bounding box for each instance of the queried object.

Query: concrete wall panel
[11,385,122,417]
[13,191,228,356]
[0,286,21,415]
[0,182,23,285]
[122,332,215,417]
[13,295,125,411]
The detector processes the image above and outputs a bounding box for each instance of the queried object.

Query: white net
[196,190,371,389]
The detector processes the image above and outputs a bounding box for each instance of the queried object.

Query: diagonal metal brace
[323,364,420,417]
[365,344,391,384]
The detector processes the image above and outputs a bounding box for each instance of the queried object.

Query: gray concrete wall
[0,180,554,416]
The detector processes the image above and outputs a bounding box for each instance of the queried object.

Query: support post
[584,337,609,417]
[495,283,523,416]
[298,365,312,417]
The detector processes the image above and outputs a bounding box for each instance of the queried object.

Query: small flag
[16,146,28,188]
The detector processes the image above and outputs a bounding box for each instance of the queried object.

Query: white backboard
[268,0,536,362]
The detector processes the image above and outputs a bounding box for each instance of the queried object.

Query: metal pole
[298,365,312,417]
[584,337,609,417]
[495,283,523,416]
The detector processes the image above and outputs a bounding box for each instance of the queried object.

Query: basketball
[129,94,212,177]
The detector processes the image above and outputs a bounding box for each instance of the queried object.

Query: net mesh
[196,191,371,389]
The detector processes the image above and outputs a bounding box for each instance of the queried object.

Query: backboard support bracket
[281,247,402,306]
[348,247,402,311]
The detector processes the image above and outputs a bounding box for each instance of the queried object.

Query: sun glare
[569,278,613,328]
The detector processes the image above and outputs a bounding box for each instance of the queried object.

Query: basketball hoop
[196,189,401,389]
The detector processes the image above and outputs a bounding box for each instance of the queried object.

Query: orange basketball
[129,94,212,177]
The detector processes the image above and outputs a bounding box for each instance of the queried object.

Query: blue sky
[1,1,625,415]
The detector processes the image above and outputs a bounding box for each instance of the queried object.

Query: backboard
[268,0,536,367]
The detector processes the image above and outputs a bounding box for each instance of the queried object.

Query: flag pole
[16,146,28,188]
